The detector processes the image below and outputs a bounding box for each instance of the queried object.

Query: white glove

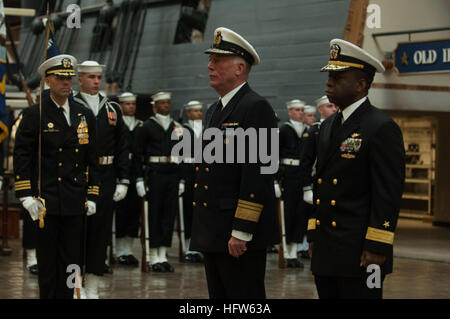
[136,181,146,197]
[274,182,282,199]
[21,196,44,221]
[0,176,3,191]
[113,184,128,202]
[303,190,313,205]
[86,201,96,216]
[178,180,185,196]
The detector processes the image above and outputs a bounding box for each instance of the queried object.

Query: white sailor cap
[304,105,317,113]
[77,60,105,73]
[205,27,260,65]
[315,95,330,107]
[151,92,171,105]
[184,100,203,110]
[286,99,306,110]
[38,54,77,77]
[118,92,137,102]
[321,39,385,74]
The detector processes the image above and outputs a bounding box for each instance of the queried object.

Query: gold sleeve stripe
[235,199,264,223]
[15,181,31,186]
[365,227,394,245]
[237,199,263,210]
[307,218,316,231]
[15,186,32,191]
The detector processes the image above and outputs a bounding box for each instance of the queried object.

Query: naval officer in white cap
[308,39,405,298]
[14,54,100,298]
[74,60,131,298]
[190,27,280,298]
[114,92,143,267]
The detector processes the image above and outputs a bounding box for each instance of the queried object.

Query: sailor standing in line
[115,92,143,266]
[277,99,309,268]
[135,92,184,273]
[74,61,131,298]
[181,100,203,263]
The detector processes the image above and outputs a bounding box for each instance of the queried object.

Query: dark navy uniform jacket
[190,83,280,253]
[14,96,100,215]
[308,99,405,277]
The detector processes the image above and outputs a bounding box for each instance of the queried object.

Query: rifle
[140,197,150,272]
[178,195,186,262]
[278,199,287,269]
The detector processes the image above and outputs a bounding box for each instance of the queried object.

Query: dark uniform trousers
[37,214,83,299]
[203,250,267,299]
[13,97,100,299]
[190,83,280,299]
[308,99,405,299]
[278,124,309,243]
[135,118,182,249]
[22,208,38,250]
[74,93,130,275]
[115,121,142,239]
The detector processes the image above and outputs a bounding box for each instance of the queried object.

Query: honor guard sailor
[135,91,184,273]
[277,99,309,268]
[115,92,142,266]
[181,100,203,263]
[74,60,131,298]
[309,39,405,298]
[14,54,100,298]
[190,27,280,298]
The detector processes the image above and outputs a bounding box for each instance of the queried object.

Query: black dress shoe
[127,255,139,266]
[285,259,294,268]
[193,254,203,263]
[161,261,174,272]
[28,264,38,275]
[104,263,113,274]
[118,255,131,265]
[184,253,196,263]
[151,262,164,272]
[299,250,310,259]
[293,259,304,269]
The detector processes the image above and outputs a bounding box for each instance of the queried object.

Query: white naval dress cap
[321,39,385,74]
[315,95,330,107]
[77,60,105,73]
[204,27,260,65]
[184,100,203,110]
[118,92,137,102]
[304,105,317,113]
[38,54,77,77]
[286,99,306,110]
[151,92,172,105]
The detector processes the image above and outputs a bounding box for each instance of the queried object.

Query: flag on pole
[0,0,8,142]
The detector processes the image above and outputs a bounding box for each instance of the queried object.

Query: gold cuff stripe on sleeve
[15,181,31,186]
[237,199,263,210]
[87,191,99,195]
[235,199,264,223]
[15,186,32,191]
[307,218,316,231]
[365,227,394,245]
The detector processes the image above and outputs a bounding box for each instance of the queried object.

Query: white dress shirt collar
[50,96,71,125]
[341,95,367,123]
[155,113,172,131]
[219,82,247,109]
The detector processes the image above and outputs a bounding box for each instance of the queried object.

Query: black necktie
[210,100,223,127]
[331,111,343,139]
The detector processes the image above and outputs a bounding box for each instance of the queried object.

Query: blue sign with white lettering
[394,39,450,74]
